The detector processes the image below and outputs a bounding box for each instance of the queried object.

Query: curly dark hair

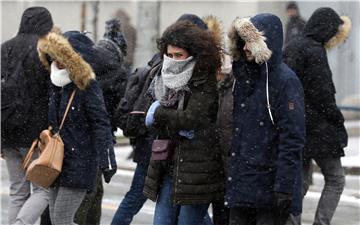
[157,21,222,78]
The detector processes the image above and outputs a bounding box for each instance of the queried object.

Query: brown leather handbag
[22,90,76,188]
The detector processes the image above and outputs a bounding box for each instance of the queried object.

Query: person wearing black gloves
[37,31,116,225]
[226,13,305,225]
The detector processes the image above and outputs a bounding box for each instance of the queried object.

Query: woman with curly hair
[143,20,224,225]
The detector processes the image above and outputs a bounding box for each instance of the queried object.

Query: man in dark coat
[1,7,53,225]
[284,1,306,45]
[283,7,351,225]
[226,13,305,225]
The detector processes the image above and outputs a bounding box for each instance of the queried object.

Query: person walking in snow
[283,7,351,225]
[226,13,305,225]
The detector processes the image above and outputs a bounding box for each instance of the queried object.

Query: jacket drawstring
[265,62,275,125]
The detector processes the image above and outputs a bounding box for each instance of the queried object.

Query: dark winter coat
[114,53,162,164]
[38,32,116,191]
[285,15,306,45]
[1,7,53,148]
[226,13,305,215]
[283,7,350,158]
[131,55,162,164]
[143,71,224,205]
[217,73,234,172]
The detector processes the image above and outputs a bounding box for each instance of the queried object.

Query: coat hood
[228,13,283,67]
[18,7,53,36]
[37,32,95,90]
[101,18,127,57]
[177,14,208,30]
[304,7,351,48]
[63,30,125,82]
[203,15,224,48]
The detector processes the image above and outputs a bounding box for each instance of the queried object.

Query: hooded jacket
[226,13,305,215]
[283,7,351,158]
[62,26,128,132]
[37,32,116,190]
[1,7,53,148]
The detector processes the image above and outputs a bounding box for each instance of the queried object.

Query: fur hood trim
[228,17,272,64]
[203,15,224,48]
[38,32,95,90]
[325,16,352,49]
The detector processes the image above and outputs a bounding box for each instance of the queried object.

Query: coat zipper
[174,142,181,204]
[107,148,112,170]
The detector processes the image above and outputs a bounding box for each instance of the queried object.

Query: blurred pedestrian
[203,14,231,225]
[144,20,223,225]
[284,1,306,45]
[115,9,137,73]
[283,7,351,225]
[1,7,54,225]
[37,31,117,225]
[226,13,305,225]
[111,53,161,225]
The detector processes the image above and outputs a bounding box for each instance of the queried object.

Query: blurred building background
[1,0,359,104]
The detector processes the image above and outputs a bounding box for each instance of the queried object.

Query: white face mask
[50,62,72,87]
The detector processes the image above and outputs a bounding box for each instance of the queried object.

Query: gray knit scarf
[150,55,195,107]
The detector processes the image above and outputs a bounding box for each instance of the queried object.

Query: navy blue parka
[226,14,305,215]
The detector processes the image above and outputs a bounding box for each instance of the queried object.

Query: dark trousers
[74,171,104,225]
[230,207,289,225]
[212,199,230,225]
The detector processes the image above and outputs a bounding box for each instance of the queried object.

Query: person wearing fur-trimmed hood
[203,14,231,225]
[283,7,351,225]
[37,32,117,225]
[226,13,305,225]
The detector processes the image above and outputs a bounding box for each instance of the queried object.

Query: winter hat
[63,31,106,75]
[286,1,298,10]
[304,7,351,47]
[18,7,53,36]
[103,18,127,56]
[177,14,208,30]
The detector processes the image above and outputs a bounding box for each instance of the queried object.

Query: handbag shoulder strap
[22,139,39,170]
[58,89,76,132]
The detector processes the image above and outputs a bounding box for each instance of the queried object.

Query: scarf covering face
[161,54,195,90]
[50,62,72,87]
[150,54,195,107]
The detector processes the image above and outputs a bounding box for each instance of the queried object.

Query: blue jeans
[110,163,148,225]
[153,176,213,225]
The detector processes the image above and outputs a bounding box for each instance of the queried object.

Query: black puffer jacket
[1,7,53,148]
[283,7,350,158]
[143,72,224,205]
